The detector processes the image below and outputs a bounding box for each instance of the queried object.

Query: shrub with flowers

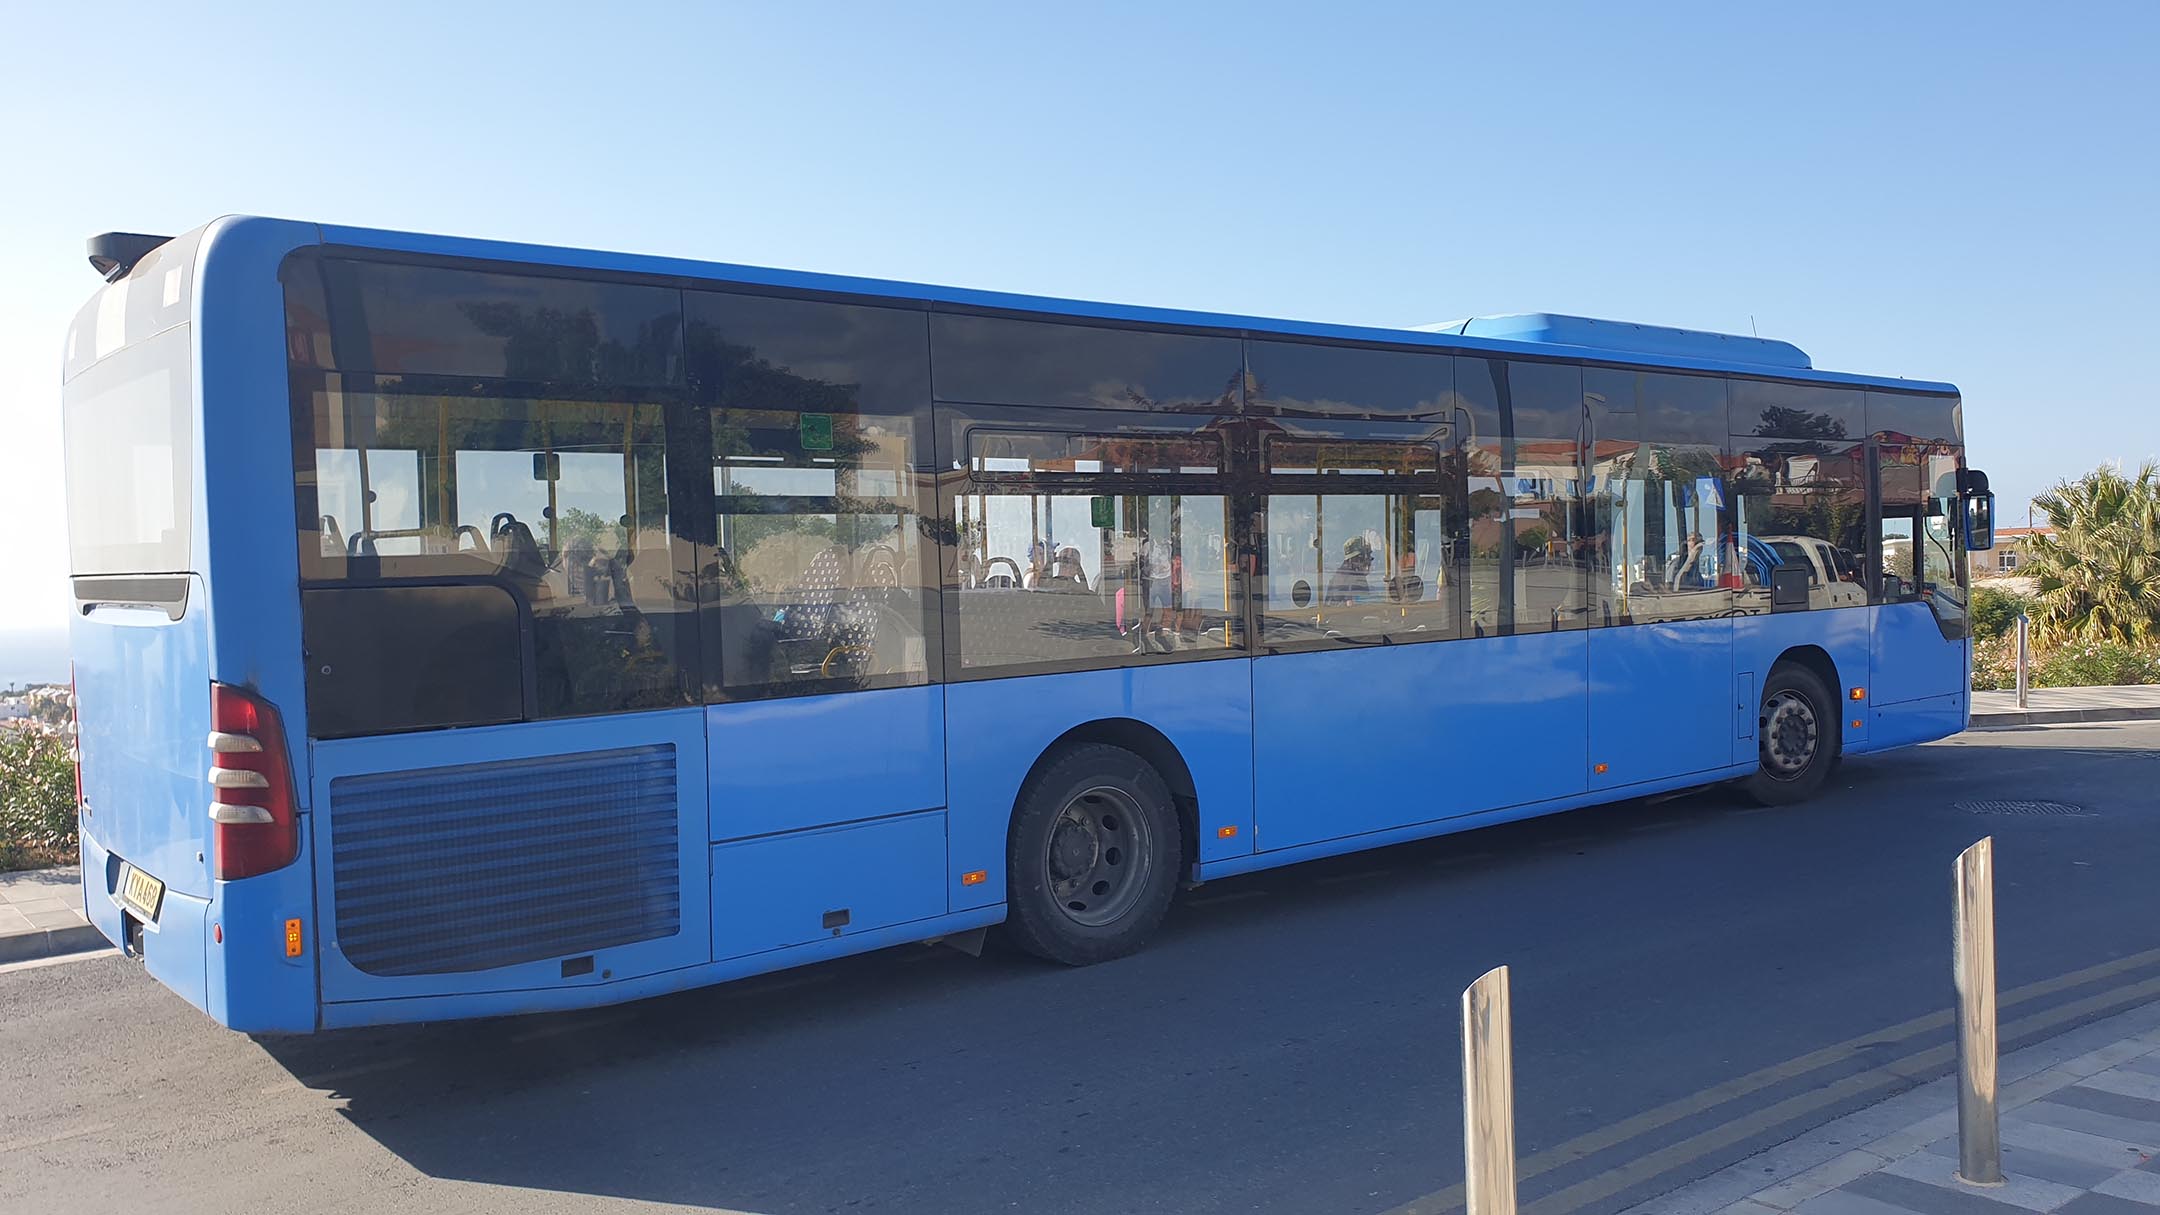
[1971,635,2160,691]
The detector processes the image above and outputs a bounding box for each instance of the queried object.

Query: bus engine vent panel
[329,745,680,977]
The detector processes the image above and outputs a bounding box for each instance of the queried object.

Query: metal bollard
[1954,837,2002,1185]
[2014,615,2030,709]
[1463,965,1518,1215]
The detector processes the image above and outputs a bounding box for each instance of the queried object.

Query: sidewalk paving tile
[1843,1171,2041,1215]
[2095,1173,2160,1205]
[2087,1073,2160,1104]
[2020,1103,2160,1152]
[2001,1123,2156,1169]
[2054,1193,2160,1215]
[1920,1143,2136,1191]
[2051,1088,2160,1126]
[1793,1190,1927,1215]
[1881,1150,2087,1211]
[1755,1150,1895,1209]
[2118,1058,2160,1081]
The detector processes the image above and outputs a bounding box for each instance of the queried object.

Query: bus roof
[301,218,1960,396]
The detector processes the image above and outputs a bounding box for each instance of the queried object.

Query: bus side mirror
[1962,492,1996,552]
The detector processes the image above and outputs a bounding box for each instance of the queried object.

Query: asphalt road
[6,721,2159,1215]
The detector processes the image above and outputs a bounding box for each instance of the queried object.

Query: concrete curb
[0,921,110,966]
[1970,705,2160,728]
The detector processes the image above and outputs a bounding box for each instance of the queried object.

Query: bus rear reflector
[207,683,299,881]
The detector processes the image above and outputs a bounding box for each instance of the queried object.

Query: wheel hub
[1039,786,1156,928]
[1049,818,1097,881]
[1761,690,1819,778]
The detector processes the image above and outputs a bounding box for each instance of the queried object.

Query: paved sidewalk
[0,865,105,965]
[1972,686,2160,728]
[1630,999,2160,1215]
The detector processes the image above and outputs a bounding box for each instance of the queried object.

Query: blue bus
[62,218,1995,1032]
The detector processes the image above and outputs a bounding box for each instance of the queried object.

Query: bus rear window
[62,324,194,575]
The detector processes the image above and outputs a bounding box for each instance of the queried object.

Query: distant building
[1973,526,2052,577]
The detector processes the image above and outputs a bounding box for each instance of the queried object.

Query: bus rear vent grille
[329,744,679,977]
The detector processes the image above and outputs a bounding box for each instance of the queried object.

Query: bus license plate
[120,866,165,923]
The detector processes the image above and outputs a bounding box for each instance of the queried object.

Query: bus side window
[690,290,937,701]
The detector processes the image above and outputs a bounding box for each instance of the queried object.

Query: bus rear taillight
[207,684,299,881]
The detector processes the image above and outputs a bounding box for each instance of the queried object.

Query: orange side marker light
[1850,688,1866,701]
[283,917,303,958]
[961,870,987,886]
[1216,825,1239,839]
[1593,762,1610,774]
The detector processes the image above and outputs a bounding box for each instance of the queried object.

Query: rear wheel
[1004,744,1183,966]
[1743,663,1840,804]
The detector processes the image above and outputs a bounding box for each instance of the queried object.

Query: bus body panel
[705,685,944,843]
[1733,606,1876,747]
[315,904,1007,1031]
[71,595,213,901]
[1202,755,1759,881]
[1587,617,1732,792]
[195,217,322,749]
[1856,691,1968,755]
[78,826,211,1013]
[1253,631,1588,852]
[1872,601,1968,707]
[205,828,320,1032]
[710,809,948,960]
[309,707,710,1007]
[943,661,1257,911]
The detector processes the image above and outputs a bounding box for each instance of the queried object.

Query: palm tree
[2021,462,2160,645]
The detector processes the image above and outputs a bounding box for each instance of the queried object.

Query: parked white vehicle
[1758,534,1867,608]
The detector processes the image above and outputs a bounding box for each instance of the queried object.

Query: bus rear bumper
[78,825,213,1017]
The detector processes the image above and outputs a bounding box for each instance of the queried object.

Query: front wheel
[1742,664,1841,805]
[1004,744,1183,966]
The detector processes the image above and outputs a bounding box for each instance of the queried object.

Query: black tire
[1743,663,1841,805]
[1004,743,1184,966]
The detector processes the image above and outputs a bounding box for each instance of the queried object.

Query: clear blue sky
[2,1,2154,648]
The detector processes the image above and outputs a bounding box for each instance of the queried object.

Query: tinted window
[949,415,1238,673]
[298,381,692,719]
[688,291,928,412]
[302,586,523,736]
[1259,430,1458,645]
[692,294,937,698]
[1457,359,1587,634]
[1246,340,1451,417]
[1867,391,1961,444]
[1639,371,1729,446]
[710,406,933,695]
[300,258,683,385]
[1586,372,1737,623]
[1728,432,1869,612]
[62,324,194,575]
[969,431,1221,477]
[1732,380,1862,442]
[931,314,1241,411]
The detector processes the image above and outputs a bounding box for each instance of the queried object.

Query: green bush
[1971,636,2160,691]
[0,729,78,871]
[1969,585,2033,640]
[2036,641,2160,688]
